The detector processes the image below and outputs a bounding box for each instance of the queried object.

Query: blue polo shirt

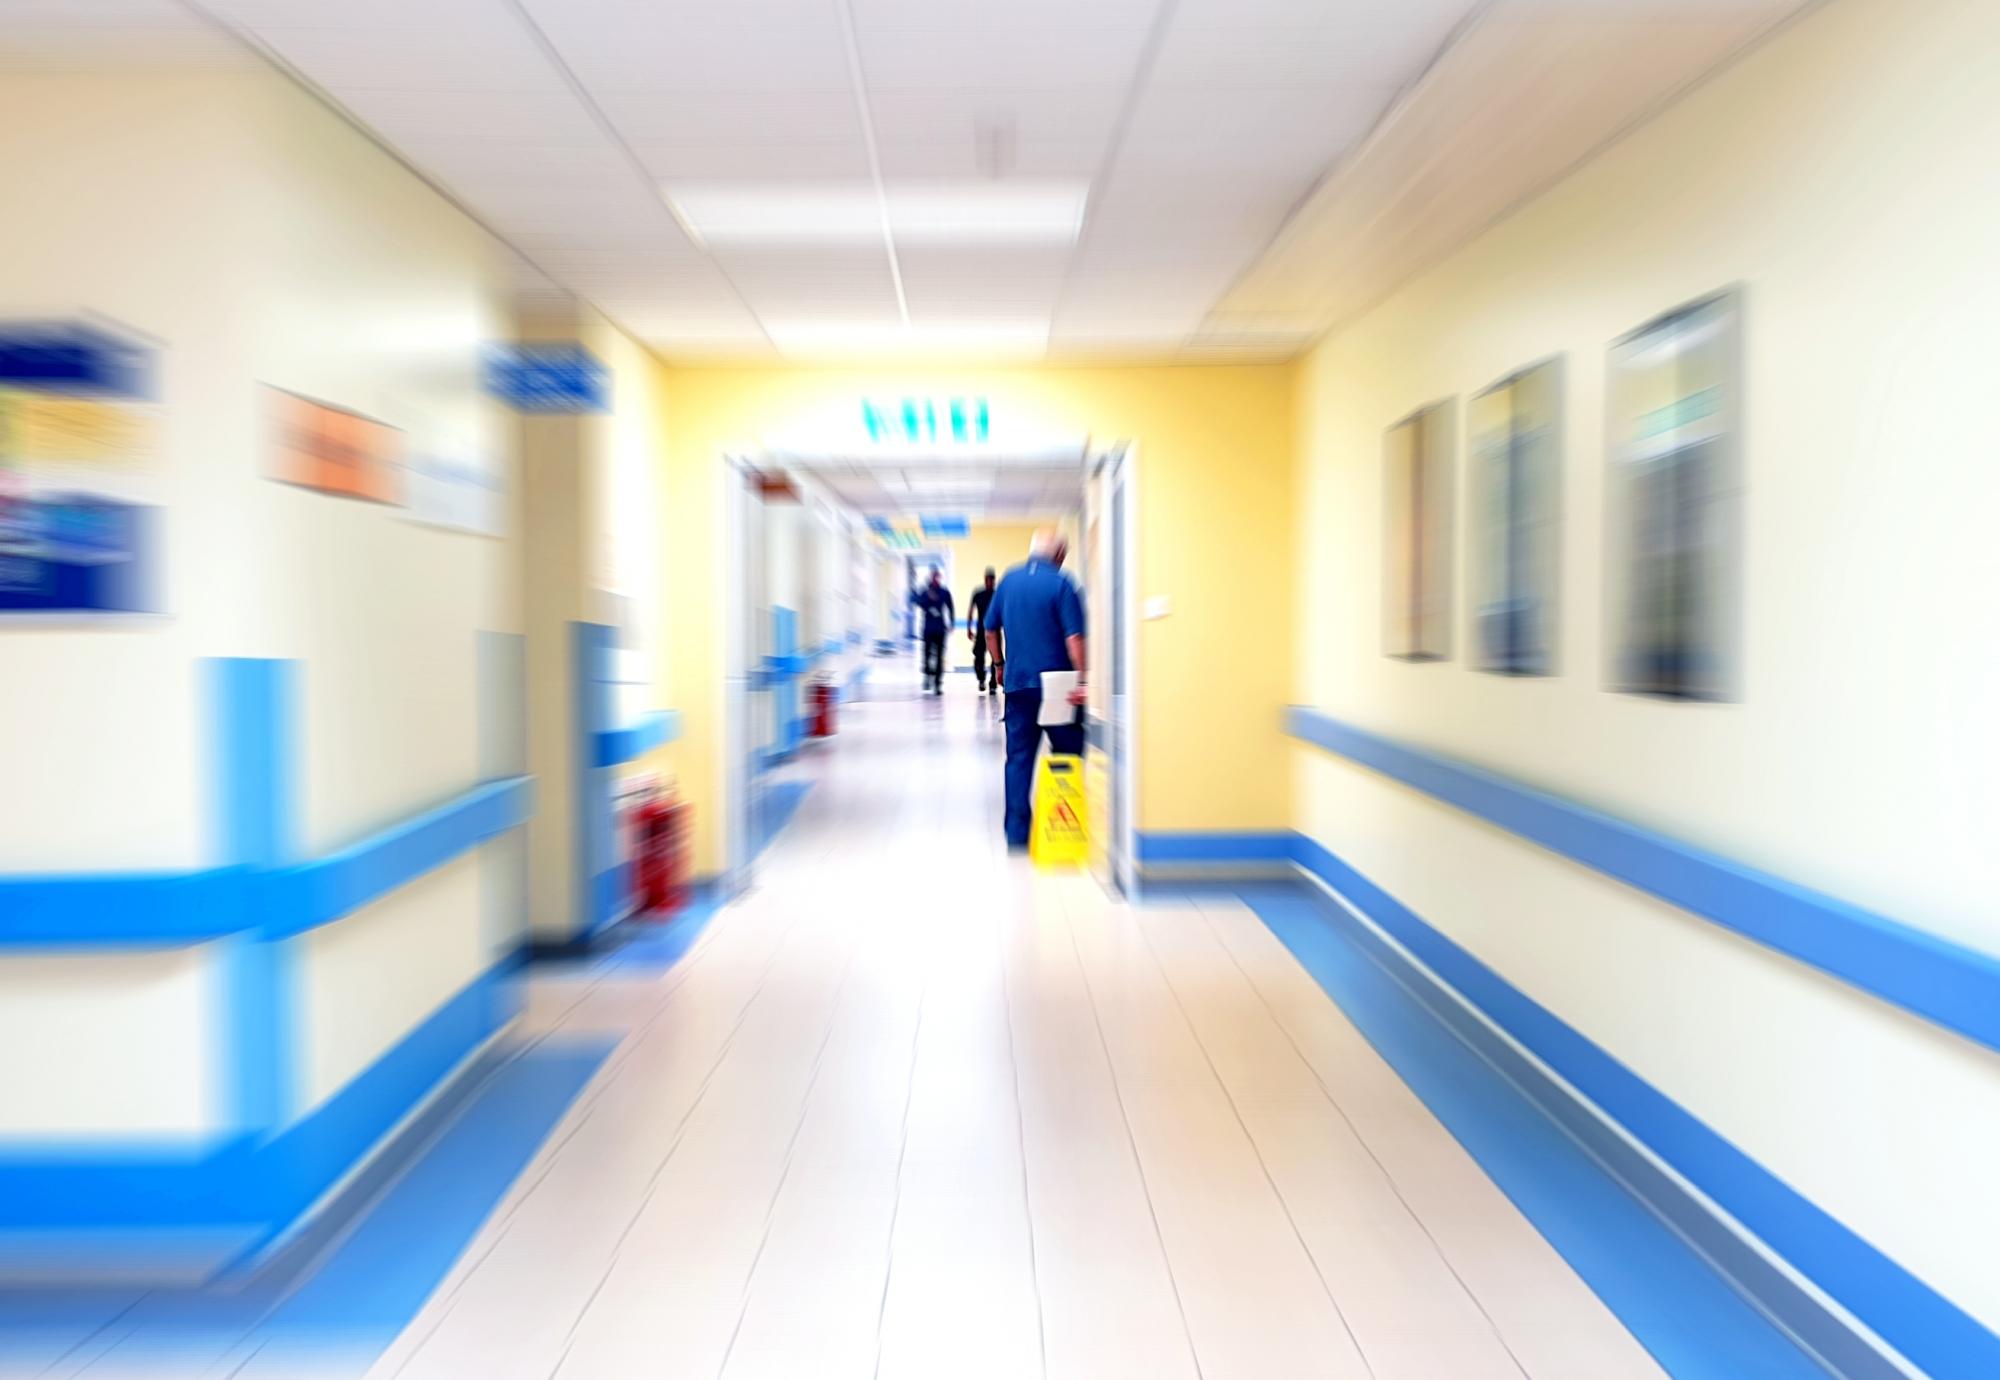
[987,557,1085,694]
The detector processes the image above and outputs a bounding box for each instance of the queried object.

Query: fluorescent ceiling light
[664,181,1087,246]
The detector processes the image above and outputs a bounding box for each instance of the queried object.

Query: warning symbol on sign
[1032,754,1089,866]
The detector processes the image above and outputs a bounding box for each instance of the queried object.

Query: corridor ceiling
[7,0,1805,362]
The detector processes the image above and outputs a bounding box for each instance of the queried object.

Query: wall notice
[0,320,163,617]
[264,385,404,505]
[402,442,505,538]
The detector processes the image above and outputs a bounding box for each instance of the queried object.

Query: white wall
[0,946,219,1138]
[241,70,521,1100]
[0,69,260,875]
[584,304,666,720]
[0,61,524,1137]
[1293,0,2000,1335]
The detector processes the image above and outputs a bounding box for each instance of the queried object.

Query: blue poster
[0,318,163,616]
[0,491,161,614]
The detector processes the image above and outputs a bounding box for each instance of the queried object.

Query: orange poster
[265,385,403,505]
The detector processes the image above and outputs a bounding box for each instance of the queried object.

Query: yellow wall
[936,521,1039,670]
[1290,0,2000,1332]
[654,363,1296,872]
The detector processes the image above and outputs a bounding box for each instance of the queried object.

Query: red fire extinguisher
[811,678,837,738]
[634,786,691,916]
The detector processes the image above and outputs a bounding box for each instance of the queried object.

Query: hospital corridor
[5,0,1999,1376]
[367,669,1671,1380]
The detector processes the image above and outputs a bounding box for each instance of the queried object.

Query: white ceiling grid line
[834,0,910,330]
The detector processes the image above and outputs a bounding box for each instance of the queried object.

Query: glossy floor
[369,662,1664,1380]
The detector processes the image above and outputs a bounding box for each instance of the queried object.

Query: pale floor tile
[351,662,1663,1380]
[1196,897,1670,1380]
[1135,901,1530,1380]
[1063,889,1374,1380]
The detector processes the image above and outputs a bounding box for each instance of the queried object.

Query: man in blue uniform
[913,567,954,695]
[985,528,1086,850]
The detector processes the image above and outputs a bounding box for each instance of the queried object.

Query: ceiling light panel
[883,182,1087,242]
[665,181,1088,246]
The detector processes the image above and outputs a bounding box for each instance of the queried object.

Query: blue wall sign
[484,344,609,414]
[0,320,154,399]
[0,494,161,613]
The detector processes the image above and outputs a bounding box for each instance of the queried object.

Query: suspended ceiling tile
[596,89,862,145]
[856,28,1151,93]
[394,141,639,189]
[323,87,611,146]
[636,142,874,182]
[524,5,852,95]
[1150,3,1474,88]
[202,0,501,29]
[865,86,1124,144]
[850,0,1156,33]
[1118,83,1393,171]
[245,25,563,92]
[873,137,1103,181]
[524,246,716,275]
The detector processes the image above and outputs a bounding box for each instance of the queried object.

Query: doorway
[718,440,1137,890]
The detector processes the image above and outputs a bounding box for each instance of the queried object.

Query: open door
[1084,442,1138,896]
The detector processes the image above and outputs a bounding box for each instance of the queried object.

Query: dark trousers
[971,638,990,691]
[921,631,945,688]
[1004,690,1084,847]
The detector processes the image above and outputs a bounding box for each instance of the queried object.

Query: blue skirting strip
[0,1039,611,1372]
[589,892,723,977]
[1283,839,2000,1379]
[0,965,516,1243]
[1231,878,1833,1380]
[1287,706,2000,1058]
[750,780,813,863]
[588,861,632,938]
[1152,816,2000,1380]
[1138,831,1294,864]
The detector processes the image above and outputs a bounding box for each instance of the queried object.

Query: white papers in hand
[1038,671,1079,725]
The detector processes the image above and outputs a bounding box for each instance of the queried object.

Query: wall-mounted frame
[1469,357,1563,676]
[1605,288,1744,701]
[1383,398,1456,661]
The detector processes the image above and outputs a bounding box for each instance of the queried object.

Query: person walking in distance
[986,528,1086,851]
[914,566,954,695]
[967,567,1000,695]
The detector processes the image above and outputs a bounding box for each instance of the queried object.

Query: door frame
[720,453,761,897]
[1088,441,1140,897]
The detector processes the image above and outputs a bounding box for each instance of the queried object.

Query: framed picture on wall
[1383,399,1456,661]
[1469,357,1563,676]
[1605,288,1744,701]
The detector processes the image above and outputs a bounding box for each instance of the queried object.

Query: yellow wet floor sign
[1032,754,1089,866]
